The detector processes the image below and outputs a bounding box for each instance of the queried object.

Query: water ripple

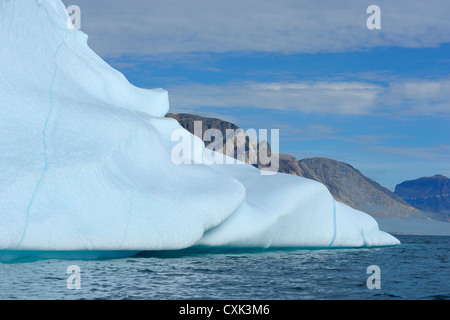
[0,235,448,300]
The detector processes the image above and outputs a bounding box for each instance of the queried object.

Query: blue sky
[64,0,450,190]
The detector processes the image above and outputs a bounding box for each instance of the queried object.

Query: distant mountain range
[167,112,447,222]
[395,175,450,222]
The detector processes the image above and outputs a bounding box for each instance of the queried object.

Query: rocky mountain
[395,175,450,222]
[167,113,240,140]
[166,113,421,219]
[291,157,419,218]
[166,113,272,170]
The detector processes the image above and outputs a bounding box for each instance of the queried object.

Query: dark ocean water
[0,235,448,300]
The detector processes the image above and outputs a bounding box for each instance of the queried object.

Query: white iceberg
[0,0,399,259]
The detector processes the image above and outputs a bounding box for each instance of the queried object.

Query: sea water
[0,235,448,300]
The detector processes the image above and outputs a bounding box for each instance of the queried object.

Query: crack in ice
[16,30,69,249]
[119,197,134,250]
[327,199,337,248]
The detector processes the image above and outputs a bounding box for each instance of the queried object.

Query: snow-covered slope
[0,0,399,259]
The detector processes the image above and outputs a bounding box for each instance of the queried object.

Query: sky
[62,0,450,190]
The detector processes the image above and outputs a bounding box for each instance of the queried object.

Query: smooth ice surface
[0,0,399,259]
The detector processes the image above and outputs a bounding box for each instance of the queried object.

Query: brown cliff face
[166,113,271,169]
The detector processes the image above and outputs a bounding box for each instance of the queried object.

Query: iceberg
[0,0,399,260]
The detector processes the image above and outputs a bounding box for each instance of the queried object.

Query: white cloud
[379,79,450,116]
[166,78,450,117]
[63,0,450,57]
[167,80,381,115]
